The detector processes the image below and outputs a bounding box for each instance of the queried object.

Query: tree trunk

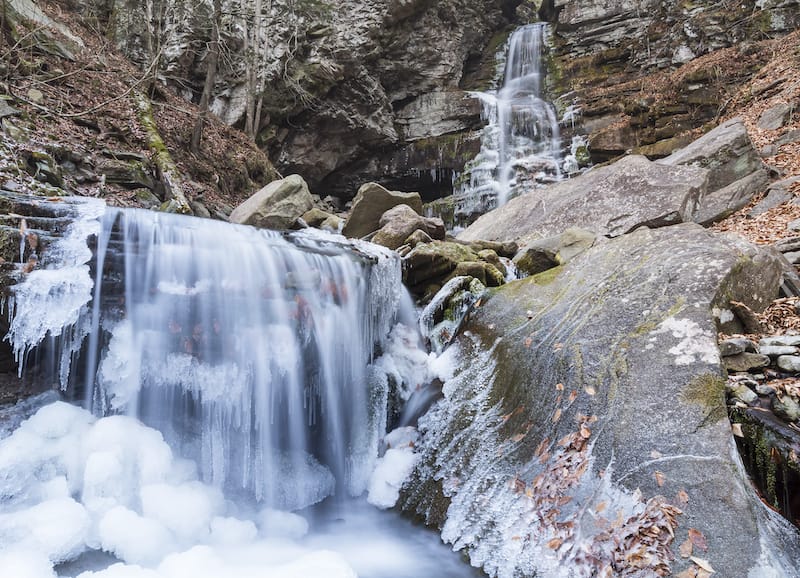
[190,0,222,154]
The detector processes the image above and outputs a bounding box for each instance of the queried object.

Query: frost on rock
[407,335,681,578]
[4,198,104,384]
[651,316,719,366]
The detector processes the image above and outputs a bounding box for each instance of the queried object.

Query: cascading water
[454,23,562,224]
[0,198,479,578]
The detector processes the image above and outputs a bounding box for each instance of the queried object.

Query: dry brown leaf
[595,501,607,513]
[731,423,744,438]
[580,424,592,439]
[676,489,690,504]
[676,569,699,578]
[524,336,533,348]
[511,432,525,442]
[679,538,693,558]
[555,382,564,391]
[568,390,578,403]
[546,537,563,550]
[654,470,666,487]
[584,385,596,396]
[552,408,562,423]
[688,528,708,552]
[690,557,715,573]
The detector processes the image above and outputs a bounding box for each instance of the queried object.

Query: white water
[455,23,562,223]
[0,203,480,578]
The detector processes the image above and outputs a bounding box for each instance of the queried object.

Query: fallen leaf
[696,570,712,578]
[675,569,698,578]
[679,538,693,558]
[654,470,666,487]
[584,385,596,396]
[552,408,562,423]
[568,390,578,403]
[688,528,708,551]
[511,432,525,442]
[556,382,564,391]
[650,450,663,459]
[676,489,690,504]
[594,501,607,514]
[690,557,715,573]
[546,537,563,550]
[580,424,591,439]
[731,423,744,438]
[524,336,533,348]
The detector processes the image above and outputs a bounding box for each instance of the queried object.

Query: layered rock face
[90,0,520,199]
[539,0,800,162]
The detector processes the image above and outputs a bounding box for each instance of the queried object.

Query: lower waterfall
[0,199,479,578]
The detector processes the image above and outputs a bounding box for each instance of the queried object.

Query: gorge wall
[85,0,523,200]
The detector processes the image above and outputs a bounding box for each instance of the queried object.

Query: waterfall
[454,23,562,224]
[5,202,408,512]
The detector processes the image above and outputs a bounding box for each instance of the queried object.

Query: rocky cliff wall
[88,0,522,199]
[539,0,800,162]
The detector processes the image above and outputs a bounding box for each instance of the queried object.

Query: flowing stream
[454,23,562,224]
[0,199,480,578]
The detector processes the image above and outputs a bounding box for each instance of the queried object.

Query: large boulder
[659,117,764,192]
[342,183,423,239]
[229,174,313,230]
[372,204,445,250]
[459,155,708,245]
[401,223,797,577]
[694,169,770,225]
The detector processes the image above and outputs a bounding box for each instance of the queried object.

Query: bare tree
[190,0,222,153]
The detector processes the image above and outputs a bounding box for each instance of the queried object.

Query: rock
[726,381,758,405]
[659,118,763,192]
[462,239,518,259]
[301,207,335,228]
[403,240,491,296]
[757,102,793,130]
[777,128,800,147]
[320,215,342,232]
[693,169,769,225]
[476,249,506,277]
[777,355,800,373]
[723,353,771,372]
[512,228,596,276]
[0,99,20,119]
[394,91,482,141]
[372,204,444,250]
[459,155,708,244]
[190,200,211,219]
[788,218,800,232]
[761,335,800,347]
[96,158,156,190]
[772,395,800,422]
[419,276,485,353]
[342,183,423,239]
[718,337,757,356]
[405,229,433,247]
[26,88,43,104]
[229,174,314,230]
[451,261,504,288]
[401,223,795,577]
[749,185,793,218]
[759,345,799,357]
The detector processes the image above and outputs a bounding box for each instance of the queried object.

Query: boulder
[229,174,313,230]
[401,223,796,577]
[459,155,708,245]
[757,102,793,130]
[403,240,503,297]
[512,228,596,276]
[723,352,771,372]
[659,118,764,192]
[302,207,336,228]
[342,183,423,239]
[694,169,769,225]
[371,204,445,250]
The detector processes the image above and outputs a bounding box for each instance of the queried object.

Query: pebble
[723,353,771,372]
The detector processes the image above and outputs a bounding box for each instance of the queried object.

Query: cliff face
[90,0,521,199]
[539,0,800,161]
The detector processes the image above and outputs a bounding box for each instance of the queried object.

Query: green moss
[681,373,727,424]
[530,265,564,286]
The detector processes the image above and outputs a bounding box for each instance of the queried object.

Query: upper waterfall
[454,23,562,224]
